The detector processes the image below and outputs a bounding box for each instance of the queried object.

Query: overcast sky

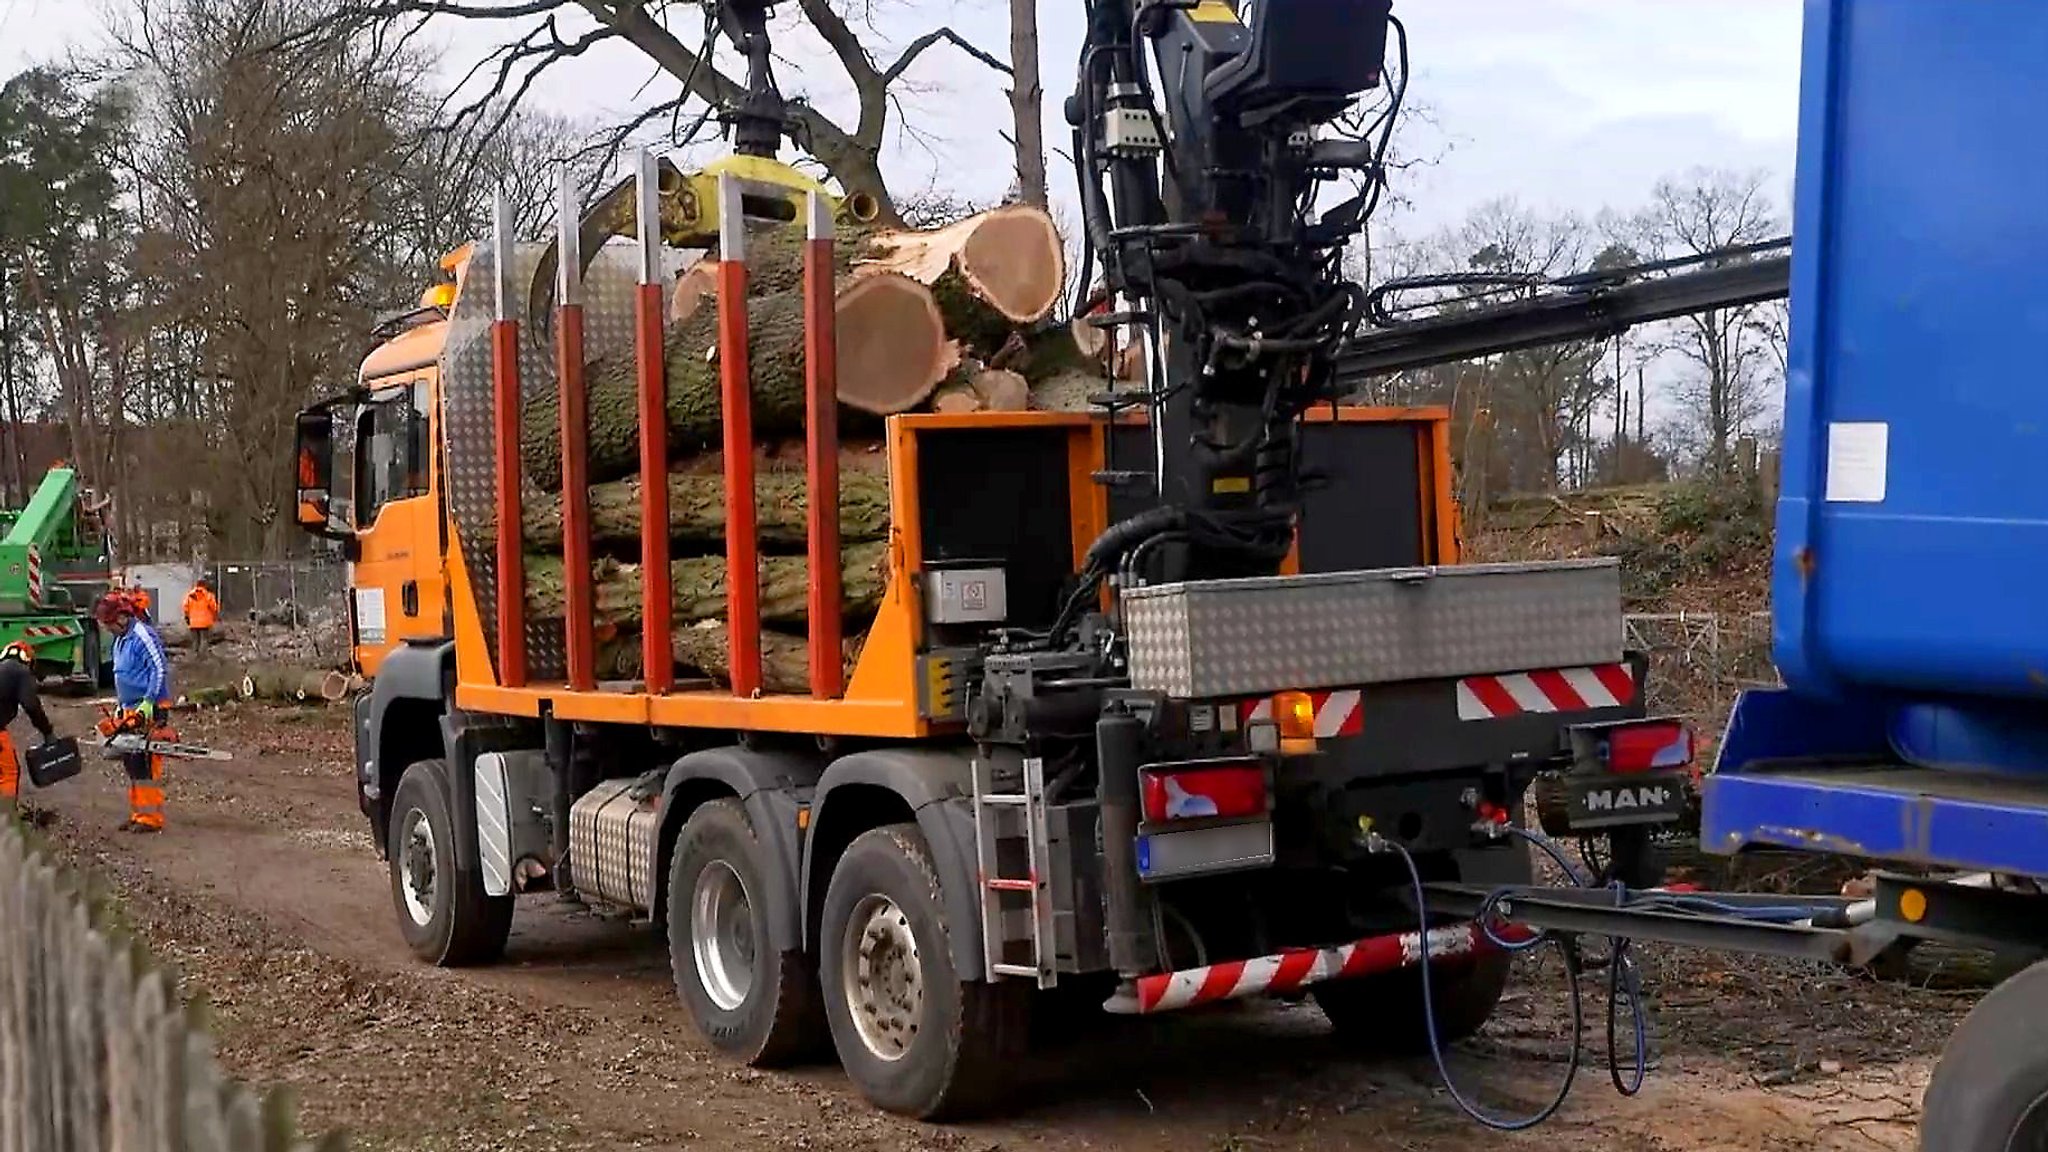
[2,0,1803,245]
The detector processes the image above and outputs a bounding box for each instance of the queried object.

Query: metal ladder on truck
[971,755,1057,988]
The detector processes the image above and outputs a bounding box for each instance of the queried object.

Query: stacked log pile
[516,204,1141,689]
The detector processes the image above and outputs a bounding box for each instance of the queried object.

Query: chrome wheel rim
[691,860,756,1012]
[842,894,923,1062]
[398,807,437,927]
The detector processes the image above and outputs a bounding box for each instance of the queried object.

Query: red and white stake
[489,188,526,688]
[716,172,762,698]
[633,150,674,694]
[555,167,596,691]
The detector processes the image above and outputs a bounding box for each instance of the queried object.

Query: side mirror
[293,408,348,540]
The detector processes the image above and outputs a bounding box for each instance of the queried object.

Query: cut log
[676,206,1064,361]
[1071,314,1110,368]
[523,271,952,489]
[522,467,891,553]
[597,622,864,695]
[236,664,343,703]
[856,205,1065,353]
[525,540,888,629]
[930,383,982,414]
[970,368,1030,412]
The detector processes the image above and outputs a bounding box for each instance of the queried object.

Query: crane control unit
[292,0,1697,1124]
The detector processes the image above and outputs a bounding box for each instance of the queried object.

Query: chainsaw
[93,732,232,762]
[91,701,233,762]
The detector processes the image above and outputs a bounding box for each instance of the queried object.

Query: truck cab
[295,263,463,675]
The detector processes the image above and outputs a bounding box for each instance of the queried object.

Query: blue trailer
[1700,2,2048,1145]
[1343,2,2048,1145]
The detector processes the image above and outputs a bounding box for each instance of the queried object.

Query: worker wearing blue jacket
[97,592,173,832]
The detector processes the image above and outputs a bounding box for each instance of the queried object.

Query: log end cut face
[836,272,959,415]
[959,207,1065,323]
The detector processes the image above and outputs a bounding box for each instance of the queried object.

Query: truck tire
[1919,957,2048,1150]
[667,799,824,1067]
[1312,948,1512,1052]
[1315,840,1529,1053]
[818,824,1026,1120]
[387,759,512,966]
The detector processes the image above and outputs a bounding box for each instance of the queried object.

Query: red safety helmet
[94,591,135,626]
[0,641,32,664]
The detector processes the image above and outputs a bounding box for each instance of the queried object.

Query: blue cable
[1399,822,1852,1127]
[1391,823,1657,1130]
[1391,840,1584,1131]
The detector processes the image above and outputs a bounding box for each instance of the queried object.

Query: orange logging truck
[290,149,1683,1119]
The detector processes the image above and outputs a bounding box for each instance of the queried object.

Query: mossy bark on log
[522,467,891,553]
[525,540,887,628]
[597,622,864,694]
[683,207,1064,360]
[523,272,948,489]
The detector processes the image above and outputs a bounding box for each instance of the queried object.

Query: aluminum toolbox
[1121,559,1624,700]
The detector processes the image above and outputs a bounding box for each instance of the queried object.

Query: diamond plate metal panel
[1121,559,1625,700]
[444,240,692,682]
[567,775,661,910]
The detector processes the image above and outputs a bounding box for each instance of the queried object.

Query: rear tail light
[1140,761,1268,824]
[1600,721,1695,774]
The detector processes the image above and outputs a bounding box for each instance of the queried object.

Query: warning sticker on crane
[1825,421,1888,503]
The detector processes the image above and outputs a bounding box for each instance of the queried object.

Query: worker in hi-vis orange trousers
[0,641,57,806]
[97,592,173,832]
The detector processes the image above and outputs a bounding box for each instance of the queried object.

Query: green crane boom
[0,465,115,682]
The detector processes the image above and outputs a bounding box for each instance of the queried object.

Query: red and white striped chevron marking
[1113,919,1533,1015]
[19,624,74,639]
[1240,690,1364,738]
[1456,664,1635,720]
[23,546,41,605]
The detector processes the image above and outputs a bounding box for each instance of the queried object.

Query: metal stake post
[489,188,527,687]
[717,173,762,697]
[556,167,596,690]
[634,150,674,693]
[803,191,843,698]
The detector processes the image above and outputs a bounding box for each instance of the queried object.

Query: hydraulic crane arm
[0,467,82,611]
[1332,241,1791,384]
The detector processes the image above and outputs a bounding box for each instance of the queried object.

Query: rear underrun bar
[1102,919,1535,1015]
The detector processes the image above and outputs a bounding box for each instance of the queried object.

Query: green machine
[0,465,116,685]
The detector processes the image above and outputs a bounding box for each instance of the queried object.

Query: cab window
[353,382,429,528]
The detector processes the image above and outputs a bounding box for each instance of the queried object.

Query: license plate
[1564,770,1689,829]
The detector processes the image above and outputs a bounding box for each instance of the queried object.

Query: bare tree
[309,0,1016,223]
[1635,167,1783,474]
[113,0,441,555]
[1004,0,1046,206]
[1451,200,1607,492]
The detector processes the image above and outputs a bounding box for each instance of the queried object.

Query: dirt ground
[20,698,1968,1152]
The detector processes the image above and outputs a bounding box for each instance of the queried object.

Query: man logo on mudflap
[1585,786,1673,812]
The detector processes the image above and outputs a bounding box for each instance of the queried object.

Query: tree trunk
[236,664,348,703]
[522,465,891,553]
[597,621,864,694]
[523,272,950,489]
[1006,0,1048,207]
[525,539,888,629]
